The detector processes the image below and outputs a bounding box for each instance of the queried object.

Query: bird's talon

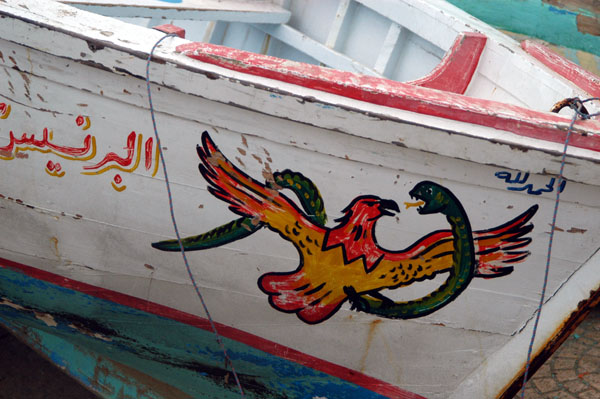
[344,286,369,313]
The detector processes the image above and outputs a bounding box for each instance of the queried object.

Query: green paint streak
[447,0,600,56]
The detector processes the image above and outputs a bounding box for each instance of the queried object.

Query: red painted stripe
[0,257,424,399]
[176,42,600,153]
[407,32,487,94]
[521,40,600,98]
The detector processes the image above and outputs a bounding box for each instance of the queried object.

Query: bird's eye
[426,188,433,195]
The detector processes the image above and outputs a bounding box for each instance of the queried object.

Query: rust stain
[235,156,246,168]
[123,89,131,95]
[143,264,155,270]
[241,135,248,148]
[36,93,45,102]
[567,227,587,234]
[50,236,60,259]
[19,71,30,85]
[237,147,246,156]
[252,154,263,164]
[262,168,275,184]
[0,50,4,62]
[550,224,565,232]
[359,319,382,372]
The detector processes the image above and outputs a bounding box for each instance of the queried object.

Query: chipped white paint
[34,312,58,327]
[59,0,292,23]
[0,1,599,398]
[1,297,27,311]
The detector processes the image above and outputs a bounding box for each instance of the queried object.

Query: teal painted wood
[0,265,390,399]
[447,0,600,57]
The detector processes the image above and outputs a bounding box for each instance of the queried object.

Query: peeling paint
[0,265,403,399]
[34,311,57,327]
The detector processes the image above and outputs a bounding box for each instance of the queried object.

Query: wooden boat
[1,1,599,398]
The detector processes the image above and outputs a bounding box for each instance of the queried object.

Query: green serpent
[151,170,326,251]
[345,181,476,319]
[152,175,477,319]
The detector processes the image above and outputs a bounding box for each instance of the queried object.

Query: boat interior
[59,0,599,115]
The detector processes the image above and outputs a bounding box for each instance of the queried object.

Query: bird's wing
[197,132,318,234]
[379,205,538,281]
[198,132,348,323]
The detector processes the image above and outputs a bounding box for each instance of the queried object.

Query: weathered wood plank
[60,0,292,23]
[522,40,600,98]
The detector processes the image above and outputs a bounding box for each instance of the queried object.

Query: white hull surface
[0,1,599,398]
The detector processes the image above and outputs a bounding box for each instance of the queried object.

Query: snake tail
[151,217,262,251]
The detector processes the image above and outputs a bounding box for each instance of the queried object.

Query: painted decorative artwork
[153,132,538,324]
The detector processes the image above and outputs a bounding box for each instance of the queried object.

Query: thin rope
[520,97,599,398]
[146,33,245,397]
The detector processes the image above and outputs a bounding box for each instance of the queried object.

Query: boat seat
[406,32,487,94]
[177,31,486,96]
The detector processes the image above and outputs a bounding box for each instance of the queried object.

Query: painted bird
[196,132,536,324]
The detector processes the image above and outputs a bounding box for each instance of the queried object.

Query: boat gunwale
[1,0,600,157]
[176,41,600,153]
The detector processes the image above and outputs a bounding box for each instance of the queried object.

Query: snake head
[408,181,450,215]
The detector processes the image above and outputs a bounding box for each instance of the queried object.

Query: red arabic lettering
[83,131,136,170]
[144,137,153,171]
[0,128,94,157]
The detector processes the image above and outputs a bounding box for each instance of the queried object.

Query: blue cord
[520,98,599,398]
[146,33,245,397]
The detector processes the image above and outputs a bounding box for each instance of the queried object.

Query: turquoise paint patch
[0,266,390,399]
[447,0,600,57]
[157,0,182,3]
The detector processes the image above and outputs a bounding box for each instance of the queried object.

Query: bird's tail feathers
[473,205,538,278]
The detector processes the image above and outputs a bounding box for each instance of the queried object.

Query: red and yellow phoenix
[197,132,536,324]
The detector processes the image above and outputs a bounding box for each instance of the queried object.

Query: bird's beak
[379,199,400,216]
